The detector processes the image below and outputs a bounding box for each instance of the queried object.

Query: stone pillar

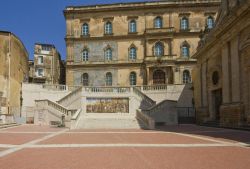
[230,36,240,102]
[221,43,231,103]
[201,61,207,106]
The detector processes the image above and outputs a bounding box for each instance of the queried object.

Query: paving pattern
[0,124,250,169]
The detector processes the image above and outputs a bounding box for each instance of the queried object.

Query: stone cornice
[65,31,200,42]
[64,1,220,16]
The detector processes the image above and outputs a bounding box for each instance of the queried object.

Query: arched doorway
[153,70,165,85]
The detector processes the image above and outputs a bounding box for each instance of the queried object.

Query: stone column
[221,43,231,103]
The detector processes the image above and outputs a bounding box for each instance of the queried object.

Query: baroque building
[30,43,65,84]
[193,0,250,127]
[0,31,29,114]
[64,0,220,86]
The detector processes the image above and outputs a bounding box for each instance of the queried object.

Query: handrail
[133,87,156,106]
[84,86,131,93]
[35,99,73,116]
[57,86,82,104]
[71,108,81,120]
[136,109,155,129]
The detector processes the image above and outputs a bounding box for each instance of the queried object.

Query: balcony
[68,59,144,66]
[145,27,176,34]
[145,55,177,62]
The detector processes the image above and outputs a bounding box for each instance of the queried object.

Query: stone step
[76,117,146,129]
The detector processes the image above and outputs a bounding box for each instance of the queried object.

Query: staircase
[76,114,146,129]
[34,84,190,129]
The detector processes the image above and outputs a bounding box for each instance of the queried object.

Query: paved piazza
[0,125,250,169]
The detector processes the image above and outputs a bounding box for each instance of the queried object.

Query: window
[130,72,136,86]
[154,42,164,57]
[82,49,89,61]
[106,72,112,86]
[38,56,43,64]
[180,17,189,30]
[42,45,51,51]
[37,68,44,77]
[181,43,190,58]
[105,21,112,35]
[154,17,163,28]
[129,47,137,60]
[105,48,112,61]
[183,70,191,84]
[129,20,137,33]
[207,16,214,29]
[82,73,89,86]
[82,23,89,36]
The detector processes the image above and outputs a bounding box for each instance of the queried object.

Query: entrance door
[153,70,165,85]
[212,89,222,121]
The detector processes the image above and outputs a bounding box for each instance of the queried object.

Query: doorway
[153,70,165,85]
[212,89,222,121]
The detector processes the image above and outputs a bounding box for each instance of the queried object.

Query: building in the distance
[31,43,65,84]
[64,0,220,86]
[193,0,250,127]
[0,31,29,115]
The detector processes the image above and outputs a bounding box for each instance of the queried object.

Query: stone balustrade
[42,84,68,91]
[83,86,131,93]
[136,109,155,129]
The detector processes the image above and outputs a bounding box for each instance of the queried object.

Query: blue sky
[0,0,149,60]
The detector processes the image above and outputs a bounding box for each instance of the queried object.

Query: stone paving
[0,124,250,169]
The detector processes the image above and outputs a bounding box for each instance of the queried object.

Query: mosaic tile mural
[86,98,129,113]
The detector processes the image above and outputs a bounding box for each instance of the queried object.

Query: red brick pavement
[0,125,249,169]
[0,147,250,169]
[0,133,48,145]
[40,132,214,144]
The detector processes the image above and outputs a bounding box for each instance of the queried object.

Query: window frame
[105,21,113,35]
[129,20,137,33]
[180,17,189,30]
[82,23,89,36]
[130,72,137,86]
[105,48,112,61]
[154,42,164,57]
[154,16,163,29]
[129,47,137,60]
[82,73,89,86]
[183,70,191,84]
[106,72,112,86]
[82,49,89,62]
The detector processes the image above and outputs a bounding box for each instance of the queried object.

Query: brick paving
[0,124,249,169]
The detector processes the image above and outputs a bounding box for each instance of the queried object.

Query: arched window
[105,21,112,35]
[106,72,112,86]
[105,48,112,61]
[82,73,89,86]
[82,23,89,36]
[129,47,137,60]
[154,42,164,57]
[82,49,89,61]
[207,16,214,29]
[180,17,189,30]
[181,41,190,58]
[130,72,136,86]
[129,20,137,33]
[183,70,191,84]
[154,17,163,28]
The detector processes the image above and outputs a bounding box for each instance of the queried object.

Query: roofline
[0,30,29,58]
[64,0,221,15]
[35,43,55,48]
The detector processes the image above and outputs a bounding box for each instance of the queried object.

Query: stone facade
[64,0,220,86]
[30,43,65,84]
[0,31,29,115]
[193,0,250,127]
